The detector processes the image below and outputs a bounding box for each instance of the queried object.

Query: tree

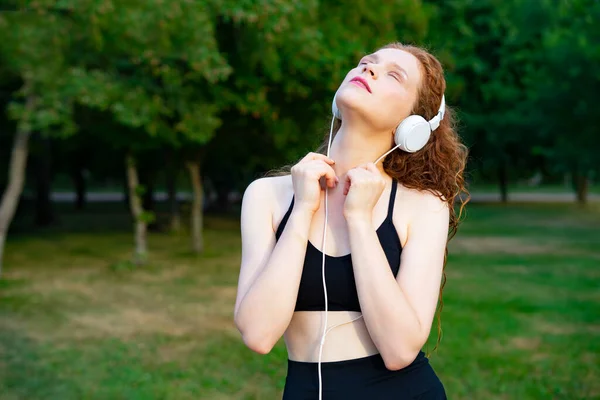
[524,0,600,203]
[65,0,330,256]
[424,0,552,201]
[214,0,430,174]
[0,6,76,275]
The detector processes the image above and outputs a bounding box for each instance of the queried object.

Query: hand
[291,152,339,214]
[342,163,386,221]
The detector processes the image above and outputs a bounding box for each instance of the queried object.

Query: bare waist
[283,310,380,362]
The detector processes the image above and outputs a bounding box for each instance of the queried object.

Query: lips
[349,76,371,93]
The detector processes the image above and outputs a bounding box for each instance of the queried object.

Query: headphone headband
[428,95,445,131]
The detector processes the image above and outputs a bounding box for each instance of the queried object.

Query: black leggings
[282,351,447,400]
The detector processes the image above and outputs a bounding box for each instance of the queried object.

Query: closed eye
[390,72,402,82]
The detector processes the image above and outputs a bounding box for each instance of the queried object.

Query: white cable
[317,116,335,400]
[317,117,395,400]
[374,143,400,166]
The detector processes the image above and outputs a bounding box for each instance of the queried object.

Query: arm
[233,178,314,354]
[347,192,449,370]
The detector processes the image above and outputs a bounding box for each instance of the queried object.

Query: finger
[301,152,335,165]
[343,175,351,195]
[343,170,357,195]
[308,161,338,188]
[318,162,338,188]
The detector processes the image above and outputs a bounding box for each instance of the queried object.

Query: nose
[362,62,378,79]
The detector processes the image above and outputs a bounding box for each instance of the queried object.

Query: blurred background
[0,1,598,399]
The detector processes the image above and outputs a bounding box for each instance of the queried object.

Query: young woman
[234,42,469,399]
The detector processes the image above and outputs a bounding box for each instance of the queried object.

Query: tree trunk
[166,162,181,232]
[71,167,86,210]
[34,136,55,226]
[574,171,589,205]
[498,157,509,203]
[187,160,203,254]
[126,153,147,265]
[0,95,34,277]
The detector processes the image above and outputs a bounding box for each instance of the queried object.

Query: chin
[335,87,373,118]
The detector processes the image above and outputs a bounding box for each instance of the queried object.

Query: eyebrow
[368,53,409,80]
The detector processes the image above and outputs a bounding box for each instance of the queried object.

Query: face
[335,48,422,132]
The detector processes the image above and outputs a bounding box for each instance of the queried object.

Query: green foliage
[139,211,156,225]
[62,0,232,148]
[217,0,432,162]
[423,0,599,184]
[1,0,598,196]
[524,0,600,174]
[0,7,76,136]
[134,184,147,198]
[1,0,311,149]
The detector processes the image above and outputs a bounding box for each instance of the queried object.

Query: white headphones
[331,92,446,154]
[315,91,446,400]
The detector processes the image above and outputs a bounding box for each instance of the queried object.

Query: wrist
[287,207,314,244]
[345,214,374,230]
[291,205,315,220]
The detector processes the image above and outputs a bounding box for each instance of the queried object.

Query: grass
[467,183,600,195]
[1,201,599,399]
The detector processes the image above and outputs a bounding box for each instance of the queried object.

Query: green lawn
[1,202,599,399]
[467,183,600,195]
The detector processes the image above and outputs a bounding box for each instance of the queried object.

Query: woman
[234,42,469,399]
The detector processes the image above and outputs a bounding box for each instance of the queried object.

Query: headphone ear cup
[332,92,342,119]
[394,115,432,153]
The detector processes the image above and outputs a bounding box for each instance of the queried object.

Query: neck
[327,120,393,179]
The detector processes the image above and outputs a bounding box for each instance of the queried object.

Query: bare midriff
[283,310,380,362]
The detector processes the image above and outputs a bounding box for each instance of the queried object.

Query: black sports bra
[275,179,402,312]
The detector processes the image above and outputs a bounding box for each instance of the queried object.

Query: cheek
[379,87,412,120]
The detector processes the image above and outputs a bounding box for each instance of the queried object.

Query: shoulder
[243,174,292,201]
[242,174,294,230]
[395,183,449,225]
[390,183,450,254]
